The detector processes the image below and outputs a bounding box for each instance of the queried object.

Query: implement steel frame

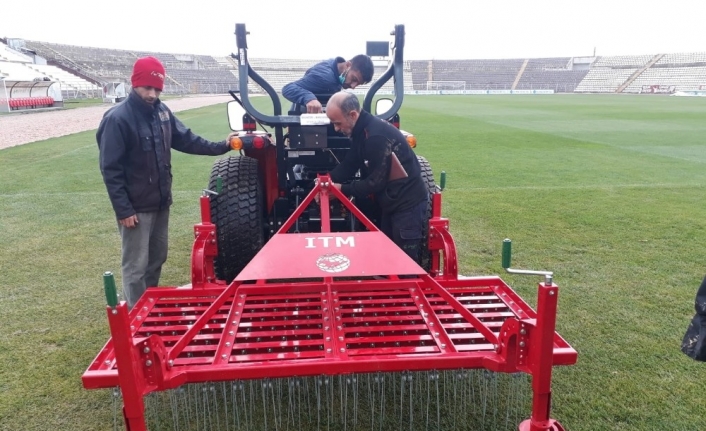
[82,175,577,431]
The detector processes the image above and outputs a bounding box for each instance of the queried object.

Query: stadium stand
[572,53,706,93]
[246,57,316,93]
[0,41,64,112]
[0,61,42,81]
[1,43,33,63]
[574,68,637,93]
[26,64,101,95]
[409,60,431,90]
[592,54,654,68]
[408,59,524,90]
[19,41,238,95]
[623,66,706,93]
[1,40,102,97]
[657,52,706,66]
[515,58,589,92]
[3,37,706,99]
[618,52,706,93]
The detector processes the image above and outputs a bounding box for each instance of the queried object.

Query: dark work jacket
[681,274,706,361]
[96,90,230,220]
[281,57,345,106]
[329,110,428,214]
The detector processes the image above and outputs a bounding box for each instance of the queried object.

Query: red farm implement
[82,176,577,431]
[82,22,577,431]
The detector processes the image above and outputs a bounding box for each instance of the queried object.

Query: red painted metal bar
[277,174,377,235]
[191,195,218,288]
[319,182,332,234]
[428,192,443,277]
[105,302,148,431]
[421,274,499,345]
[83,279,577,431]
[519,281,565,431]
[408,283,458,353]
[325,180,379,232]
[325,283,344,358]
[430,223,458,280]
[277,174,379,233]
[167,281,240,362]
[277,183,319,233]
[212,294,246,365]
[199,194,211,223]
[428,191,458,279]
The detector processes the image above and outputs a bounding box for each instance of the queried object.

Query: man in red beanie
[96,56,237,309]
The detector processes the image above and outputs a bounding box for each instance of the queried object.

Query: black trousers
[380,197,428,265]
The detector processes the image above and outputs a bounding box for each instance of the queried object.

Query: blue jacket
[282,57,345,106]
[96,90,230,219]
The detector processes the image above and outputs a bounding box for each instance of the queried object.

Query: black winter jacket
[97,91,230,220]
[329,110,428,214]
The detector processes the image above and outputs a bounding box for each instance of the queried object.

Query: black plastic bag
[681,275,706,361]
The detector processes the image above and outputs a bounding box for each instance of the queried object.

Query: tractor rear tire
[208,155,265,283]
[417,155,436,272]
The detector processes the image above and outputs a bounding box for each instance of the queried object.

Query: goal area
[426,81,466,91]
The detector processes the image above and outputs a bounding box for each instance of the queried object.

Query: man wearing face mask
[282,55,374,113]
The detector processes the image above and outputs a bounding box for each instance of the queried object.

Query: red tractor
[208,24,436,282]
[81,23,577,431]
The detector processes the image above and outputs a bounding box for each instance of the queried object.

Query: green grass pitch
[0,94,705,430]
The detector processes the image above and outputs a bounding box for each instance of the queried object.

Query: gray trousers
[117,209,169,308]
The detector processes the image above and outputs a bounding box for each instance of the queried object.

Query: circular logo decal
[316,253,351,273]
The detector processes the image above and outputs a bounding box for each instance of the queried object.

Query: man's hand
[306,99,323,113]
[314,178,321,204]
[315,182,342,205]
[119,215,138,228]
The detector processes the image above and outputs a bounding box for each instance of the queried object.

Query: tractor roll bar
[234,23,301,126]
[363,24,405,119]
[233,23,406,125]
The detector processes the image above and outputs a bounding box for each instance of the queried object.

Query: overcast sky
[2,0,705,60]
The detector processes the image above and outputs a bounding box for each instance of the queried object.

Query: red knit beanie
[131,56,166,91]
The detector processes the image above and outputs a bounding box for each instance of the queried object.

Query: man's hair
[350,54,374,84]
[337,92,360,115]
